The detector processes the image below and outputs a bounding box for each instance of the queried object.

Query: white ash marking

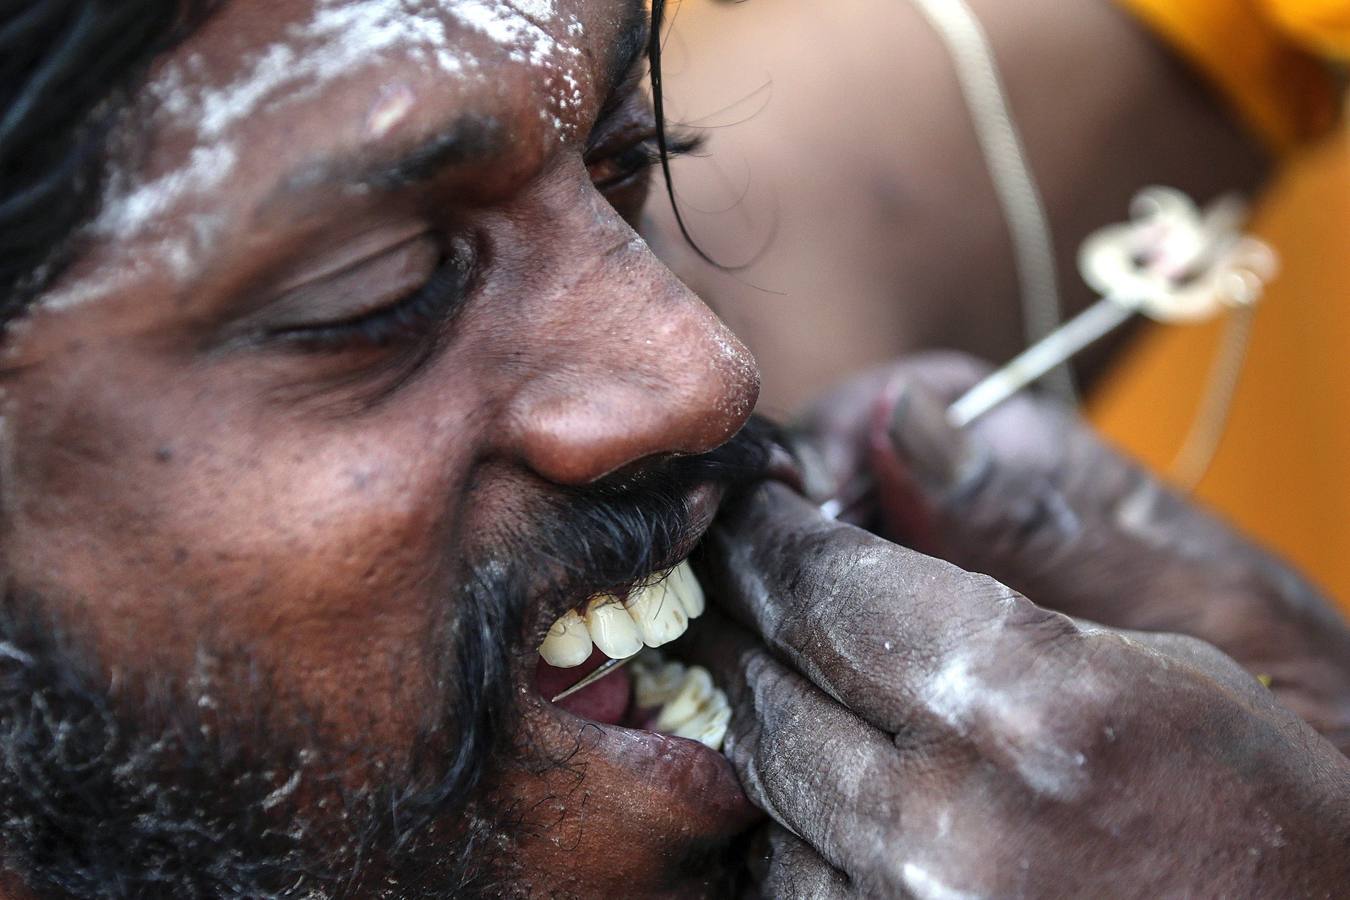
[921,652,1091,800]
[901,863,983,900]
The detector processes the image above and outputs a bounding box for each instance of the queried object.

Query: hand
[694,483,1350,898]
[798,352,1350,752]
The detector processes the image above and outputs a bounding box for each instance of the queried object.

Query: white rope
[908,0,1076,404]
[907,0,1258,491]
[1169,303,1258,490]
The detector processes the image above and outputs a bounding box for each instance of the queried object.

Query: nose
[504,221,760,486]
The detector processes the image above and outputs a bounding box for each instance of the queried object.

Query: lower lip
[545,695,759,825]
[535,648,756,824]
[526,483,762,828]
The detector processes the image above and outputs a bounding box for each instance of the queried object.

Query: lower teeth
[630,650,731,751]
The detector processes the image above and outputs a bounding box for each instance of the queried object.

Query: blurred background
[648,0,1350,612]
[645,0,1350,612]
[1091,132,1350,612]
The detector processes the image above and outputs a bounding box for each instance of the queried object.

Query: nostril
[599,453,683,487]
[505,272,759,487]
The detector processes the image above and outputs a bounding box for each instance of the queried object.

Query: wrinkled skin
[807,353,1350,754]
[688,355,1350,896]
[2,0,1341,895]
[1,0,763,895]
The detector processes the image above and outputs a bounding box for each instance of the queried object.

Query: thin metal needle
[819,296,1140,521]
[550,654,638,703]
[947,296,1137,429]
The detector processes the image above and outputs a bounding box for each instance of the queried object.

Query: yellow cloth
[1095,2,1350,612]
[1091,135,1350,613]
[1085,0,1350,615]
[1115,0,1343,153]
[1264,0,1350,58]
[666,0,1350,611]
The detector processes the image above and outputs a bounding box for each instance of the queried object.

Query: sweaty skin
[2,2,1340,896]
[1,1,762,895]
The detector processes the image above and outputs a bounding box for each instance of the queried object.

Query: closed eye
[264,233,477,352]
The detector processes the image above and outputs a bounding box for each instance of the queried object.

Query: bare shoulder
[649,0,1267,412]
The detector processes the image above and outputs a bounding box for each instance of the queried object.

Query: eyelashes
[660,127,707,159]
[268,235,477,352]
[262,122,700,357]
[589,127,705,192]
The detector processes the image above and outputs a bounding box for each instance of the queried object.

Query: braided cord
[907,0,1076,405]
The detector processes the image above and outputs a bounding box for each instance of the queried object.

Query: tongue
[535,647,632,725]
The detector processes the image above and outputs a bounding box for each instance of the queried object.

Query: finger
[699,481,1070,737]
[751,824,853,900]
[871,355,1350,742]
[682,619,908,887]
[791,365,900,507]
[870,353,1291,628]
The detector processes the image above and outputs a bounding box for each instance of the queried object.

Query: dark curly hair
[0,1,210,326]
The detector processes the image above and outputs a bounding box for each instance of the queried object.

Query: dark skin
[689,354,1350,895]
[2,1,761,895]
[805,353,1350,754]
[2,0,1347,897]
[698,485,1350,896]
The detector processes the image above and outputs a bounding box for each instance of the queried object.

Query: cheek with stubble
[1,360,481,750]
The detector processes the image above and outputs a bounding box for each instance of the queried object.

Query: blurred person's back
[650,0,1350,611]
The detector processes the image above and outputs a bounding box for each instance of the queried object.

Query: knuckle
[1042,627,1171,734]
[992,481,1080,557]
[971,613,1121,741]
[945,574,1041,640]
[774,532,904,643]
[965,572,1025,608]
[949,463,1082,570]
[1134,630,1249,686]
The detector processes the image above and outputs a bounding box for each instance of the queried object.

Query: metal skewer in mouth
[550,654,638,704]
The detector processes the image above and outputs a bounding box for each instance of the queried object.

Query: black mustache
[540,415,780,603]
[422,417,781,833]
[0,419,786,897]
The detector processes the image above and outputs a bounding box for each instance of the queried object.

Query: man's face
[0,0,763,894]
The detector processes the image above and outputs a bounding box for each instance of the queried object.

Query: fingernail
[887,384,973,492]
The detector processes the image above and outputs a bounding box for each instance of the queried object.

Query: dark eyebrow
[258,113,508,216]
[357,114,507,191]
[261,1,649,215]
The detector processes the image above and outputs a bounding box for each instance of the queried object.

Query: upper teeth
[538,610,593,668]
[538,561,705,668]
[584,596,646,659]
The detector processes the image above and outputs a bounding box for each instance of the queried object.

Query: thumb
[866,356,1350,746]
[867,361,1170,623]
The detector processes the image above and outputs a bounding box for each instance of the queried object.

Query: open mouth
[520,464,808,864]
[517,469,798,889]
[533,560,732,749]
[525,550,762,893]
